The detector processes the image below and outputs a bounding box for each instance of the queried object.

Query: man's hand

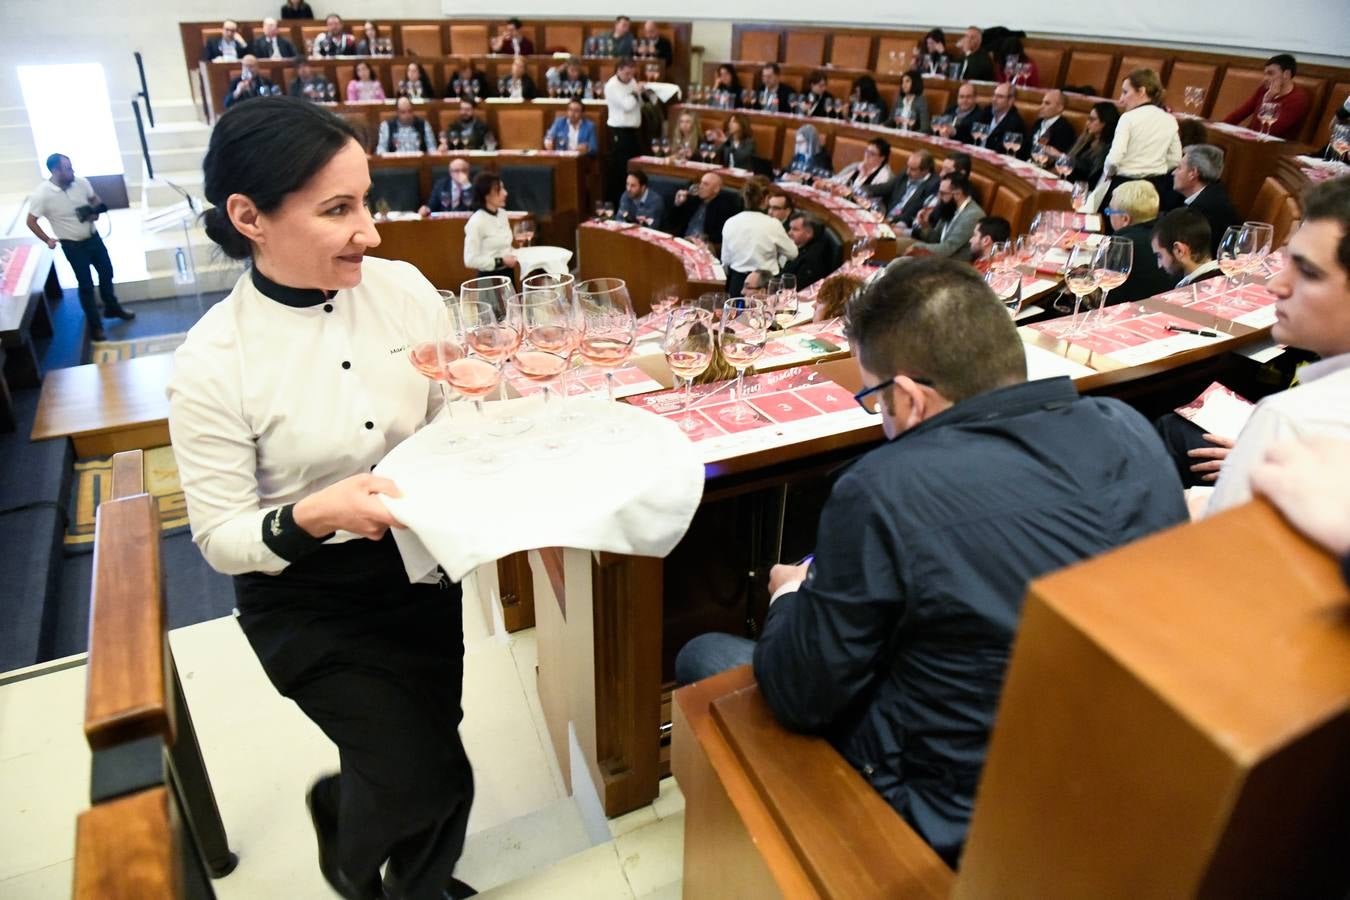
[1187,433,1235,483]
[45,237,58,249]
[501,252,518,268]
[768,562,810,597]
[1251,438,1350,557]
[576,142,589,153]
[417,205,431,218]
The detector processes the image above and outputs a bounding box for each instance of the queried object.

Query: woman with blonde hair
[668,109,699,160]
[812,271,867,322]
[1101,68,1181,217]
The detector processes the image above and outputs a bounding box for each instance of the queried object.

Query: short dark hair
[910,150,936,174]
[627,169,649,187]
[868,138,891,164]
[1152,208,1213,262]
[508,16,523,28]
[471,171,502,210]
[325,12,341,23]
[943,171,971,197]
[567,98,584,110]
[1302,176,1350,276]
[202,97,359,260]
[948,151,972,175]
[617,56,636,70]
[45,153,67,172]
[766,187,793,210]
[846,258,1025,403]
[975,216,1011,245]
[762,62,781,75]
[1266,53,1297,75]
[615,14,631,23]
[806,69,827,88]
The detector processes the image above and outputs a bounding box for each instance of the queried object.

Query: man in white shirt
[604,57,644,202]
[26,153,133,340]
[1028,89,1077,157]
[1208,176,1350,513]
[1151,208,1223,287]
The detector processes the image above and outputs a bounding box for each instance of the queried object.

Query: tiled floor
[0,571,685,898]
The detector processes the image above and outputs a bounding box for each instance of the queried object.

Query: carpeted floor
[89,332,189,365]
[66,446,189,548]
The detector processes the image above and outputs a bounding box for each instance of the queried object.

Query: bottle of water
[174,248,193,285]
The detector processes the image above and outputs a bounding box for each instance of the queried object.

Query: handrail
[133,51,154,128]
[131,97,154,182]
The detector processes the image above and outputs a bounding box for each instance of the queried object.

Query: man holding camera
[26,153,133,342]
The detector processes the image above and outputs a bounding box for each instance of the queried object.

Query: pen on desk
[1166,324,1220,338]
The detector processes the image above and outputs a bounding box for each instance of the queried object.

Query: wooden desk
[31,354,174,457]
[577,222,725,315]
[0,239,58,431]
[369,211,531,292]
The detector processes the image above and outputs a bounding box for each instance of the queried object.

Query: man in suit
[1027,89,1077,158]
[640,21,674,68]
[983,83,1027,155]
[250,18,296,60]
[288,60,332,99]
[1168,144,1241,257]
[224,56,274,108]
[1103,181,1177,304]
[956,26,996,81]
[1151,208,1225,287]
[618,171,666,228]
[938,83,984,144]
[783,213,840,289]
[864,149,940,229]
[447,99,492,150]
[755,63,793,113]
[419,158,475,216]
[900,172,985,261]
[314,14,356,57]
[202,20,248,62]
[544,99,597,155]
[490,18,534,56]
[669,172,741,248]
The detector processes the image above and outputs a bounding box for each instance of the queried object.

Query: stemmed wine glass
[1091,236,1133,321]
[460,278,530,435]
[850,237,876,267]
[971,122,990,148]
[1071,180,1090,211]
[985,265,1022,315]
[513,219,535,247]
[1002,132,1023,158]
[437,321,506,469]
[662,307,715,433]
[1257,101,1279,136]
[408,291,467,442]
[1217,225,1259,299]
[1330,123,1350,161]
[1063,242,1102,335]
[576,277,638,409]
[767,273,798,328]
[1242,221,1275,278]
[510,289,576,454]
[1054,154,1075,179]
[718,297,771,424]
[1183,86,1205,114]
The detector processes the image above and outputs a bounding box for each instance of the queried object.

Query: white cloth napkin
[375,396,705,582]
[514,245,573,278]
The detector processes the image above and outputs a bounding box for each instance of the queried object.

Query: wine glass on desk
[1002,131,1023,158]
[767,274,798,329]
[850,237,876,267]
[663,307,715,433]
[1243,221,1275,277]
[577,277,638,408]
[1064,243,1101,335]
[971,121,990,149]
[719,297,770,424]
[1054,154,1075,179]
[1091,236,1132,321]
[1217,225,1259,299]
[1257,101,1279,136]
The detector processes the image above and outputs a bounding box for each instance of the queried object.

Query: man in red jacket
[1223,54,1311,140]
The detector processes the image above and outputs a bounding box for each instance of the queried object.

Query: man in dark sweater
[782,213,840,289]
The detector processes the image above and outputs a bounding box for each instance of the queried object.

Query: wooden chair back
[740,30,780,65]
[1063,50,1113,96]
[400,24,443,58]
[1024,47,1065,87]
[784,32,826,67]
[495,106,546,150]
[830,35,872,71]
[1165,62,1219,114]
[449,25,488,55]
[544,24,584,55]
[1211,66,1266,122]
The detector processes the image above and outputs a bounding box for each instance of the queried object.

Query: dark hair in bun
[201,96,361,260]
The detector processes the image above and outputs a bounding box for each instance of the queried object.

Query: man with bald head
[640,21,673,67]
[670,171,741,247]
[223,55,273,108]
[983,83,1028,155]
[202,19,248,62]
[1028,89,1077,157]
[251,17,296,59]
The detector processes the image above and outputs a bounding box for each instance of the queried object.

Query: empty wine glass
[985,267,1022,315]
[1217,225,1258,297]
[576,277,638,408]
[1091,236,1133,320]
[719,297,771,424]
[1064,243,1101,335]
[663,307,715,433]
[1183,85,1204,114]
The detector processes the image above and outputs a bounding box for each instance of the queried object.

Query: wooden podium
[674,501,1350,898]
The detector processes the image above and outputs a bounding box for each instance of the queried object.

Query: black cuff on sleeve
[261,504,333,562]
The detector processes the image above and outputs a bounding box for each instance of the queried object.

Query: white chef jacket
[604,74,642,128]
[167,256,445,576]
[720,210,799,275]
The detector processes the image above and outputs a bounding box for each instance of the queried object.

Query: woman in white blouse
[168,97,476,900]
[832,137,894,195]
[462,172,516,281]
[345,60,385,102]
[720,176,798,296]
[1101,68,1182,214]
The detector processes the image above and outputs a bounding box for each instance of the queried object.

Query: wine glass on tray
[576,278,638,431]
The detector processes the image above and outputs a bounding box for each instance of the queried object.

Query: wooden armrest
[110,449,145,498]
[74,786,182,899]
[84,494,171,750]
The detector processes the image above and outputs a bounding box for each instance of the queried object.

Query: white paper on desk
[376,397,704,583]
[1022,342,1097,381]
[1237,338,1286,363]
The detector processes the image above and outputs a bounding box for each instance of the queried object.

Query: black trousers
[234,535,472,900]
[60,233,124,327]
[725,267,751,298]
[1154,411,1212,488]
[608,126,641,204]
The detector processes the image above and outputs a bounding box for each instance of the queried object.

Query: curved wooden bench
[577,221,724,315]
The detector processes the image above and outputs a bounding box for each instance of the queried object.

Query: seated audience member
[288,61,332,100]
[901,171,985,261]
[224,56,274,108]
[1322,101,1350,157]
[756,63,793,113]
[1028,89,1077,157]
[834,138,894,193]
[251,18,296,60]
[420,158,475,215]
[1252,437,1350,584]
[377,97,436,154]
[1168,144,1241,255]
[1206,177,1350,512]
[346,61,386,102]
[802,70,833,119]
[937,83,983,144]
[491,18,534,56]
[640,21,674,67]
[1067,102,1119,185]
[1103,69,1182,210]
[995,37,1039,87]
[354,21,381,56]
[313,14,356,57]
[1223,54,1311,140]
[810,271,866,322]
[446,99,493,150]
[669,172,740,247]
[765,188,793,226]
[499,56,538,100]
[668,110,700,160]
[720,177,798,296]
[783,213,840,290]
[449,62,492,100]
[554,59,591,99]
[544,99,597,154]
[711,114,756,169]
[203,20,248,62]
[1152,208,1223,287]
[891,71,931,132]
[916,28,948,75]
[969,215,1012,272]
[782,124,832,179]
[850,75,885,120]
[280,0,313,19]
[677,258,1187,864]
[1177,117,1209,149]
[907,152,972,230]
[1103,180,1179,303]
[710,64,743,108]
[983,83,1028,155]
[398,62,434,100]
[865,149,939,228]
[956,26,995,81]
[618,170,666,228]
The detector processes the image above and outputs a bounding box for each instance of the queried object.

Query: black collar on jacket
[898,377,1079,443]
[251,265,336,308]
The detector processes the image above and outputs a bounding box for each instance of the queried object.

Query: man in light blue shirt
[544,99,597,155]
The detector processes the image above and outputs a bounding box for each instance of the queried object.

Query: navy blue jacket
[754,376,1187,865]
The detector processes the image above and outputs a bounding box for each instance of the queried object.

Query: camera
[76,202,108,223]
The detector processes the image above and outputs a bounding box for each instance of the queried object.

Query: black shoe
[445,878,477,898]
[383,867,476,899]
[107,307,136,321]
[90,328,108,342]
[307,776,381,900]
